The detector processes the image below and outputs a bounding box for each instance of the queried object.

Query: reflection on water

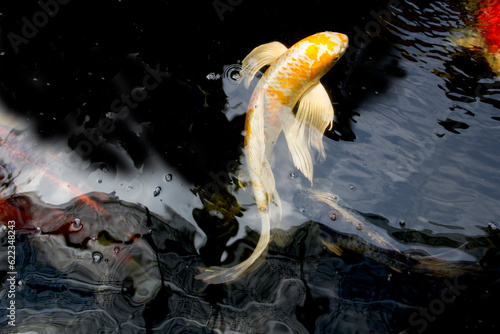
[2,191,499,333]
[1,0,500,332]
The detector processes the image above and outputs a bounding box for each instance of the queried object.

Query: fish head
[299,31,349,80]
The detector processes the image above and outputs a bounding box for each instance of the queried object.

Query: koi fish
[304,187,480,276]
[453,0,500,77]
[0,120,107,215]
[3,191,162,306]
[196,32,348,284]
[477,0,500,55]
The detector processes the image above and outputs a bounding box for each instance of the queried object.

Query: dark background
[1,1,500,333]
[0,0,391,184]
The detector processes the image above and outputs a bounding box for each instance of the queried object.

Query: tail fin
[195,207,272,284]
[415,255,482,277]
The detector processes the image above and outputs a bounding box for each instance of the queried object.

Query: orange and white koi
[197,32,348,284]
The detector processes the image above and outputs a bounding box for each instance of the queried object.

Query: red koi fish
[477,0,500,54]
[454,0,500,76]
[0,120,107,219]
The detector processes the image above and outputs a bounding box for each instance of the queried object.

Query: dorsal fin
[241,41,288,88]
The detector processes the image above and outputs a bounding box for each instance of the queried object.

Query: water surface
[1,0,500,333]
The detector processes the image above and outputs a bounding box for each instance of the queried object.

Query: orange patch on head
[305,33,338,52]
[306,44,320,60]
[337,33,348,44]
[319,51,337,69]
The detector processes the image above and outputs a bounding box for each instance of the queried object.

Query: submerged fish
[1,192,162,306]
[197,32,349,283]
[453,0,500,77]
[0,121,106,213]
[293,183,482,277]
[477,0,500,54]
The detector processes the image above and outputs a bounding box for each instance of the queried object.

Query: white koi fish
[197,32,348,284]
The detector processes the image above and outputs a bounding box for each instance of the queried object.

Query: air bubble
[231,72,241,81]
[356,223,363,231]
[290,172,296,178]
[97,178,102,184]
[349,185,355,190]
[70,218,83,232]
[488,222,498,231]
[399,220,406,227]
[114,247,120,253]
[330,213,337,221]
[164,174,173,182]
[206,72,220,80]
[222,64,242,85]
[153,186,161,197]
[92,252,103,263]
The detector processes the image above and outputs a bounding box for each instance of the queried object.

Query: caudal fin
[196,209,271,284]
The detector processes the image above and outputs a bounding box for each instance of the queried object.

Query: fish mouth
[337,33,349,56]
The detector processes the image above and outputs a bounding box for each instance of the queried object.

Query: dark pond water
[1,0,500,333]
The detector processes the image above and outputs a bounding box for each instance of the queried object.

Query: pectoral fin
[241,41,288,88]
[280,110,314,184]
[295,83,334,159]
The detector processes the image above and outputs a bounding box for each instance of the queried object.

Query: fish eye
[334,57,339,61]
